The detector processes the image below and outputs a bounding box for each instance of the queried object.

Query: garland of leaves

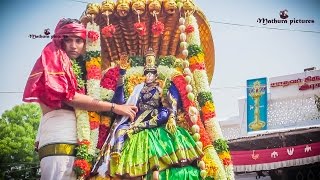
[71,58,85,90]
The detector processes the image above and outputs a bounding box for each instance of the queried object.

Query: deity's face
[145,71,157,84]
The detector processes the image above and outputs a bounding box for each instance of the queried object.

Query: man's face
[62,36,85,59]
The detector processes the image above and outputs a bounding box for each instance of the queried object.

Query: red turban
[23,19,87,108]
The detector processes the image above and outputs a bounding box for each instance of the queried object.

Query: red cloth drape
[23,19,86,108]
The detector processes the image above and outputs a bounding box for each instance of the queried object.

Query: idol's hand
[113,104,138,122]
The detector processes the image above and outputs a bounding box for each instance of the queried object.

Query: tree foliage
[0,103,41,179]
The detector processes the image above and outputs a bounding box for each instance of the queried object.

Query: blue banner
[247,78,268,132]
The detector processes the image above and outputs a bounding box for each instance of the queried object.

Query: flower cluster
[185,15,201,45]
[123,66,144,99]
[100,67,120,91]
[74,139,93,178]
[129,56,144,67]
[86,57,102,80]
[134,22,147,36]
[74,159,91,177]
[84,51,100,61]
[102,24,116,38]
[88,112,100,130]
[98,67,121,151]
[215,139,232,166]
[152,21,165,36]
[157,56,175,68]
[125,74,145,99]
[185,25,194,34]
[87,30,99,42]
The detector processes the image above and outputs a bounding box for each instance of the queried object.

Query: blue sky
[0,0,319,119]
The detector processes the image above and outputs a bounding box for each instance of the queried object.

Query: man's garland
[73,21,103,179]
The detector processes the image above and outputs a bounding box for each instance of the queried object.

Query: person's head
[53,18,86,59]
[62,35,85,59]
[144,70,157,84]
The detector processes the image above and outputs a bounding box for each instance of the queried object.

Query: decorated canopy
[72,0,235,179]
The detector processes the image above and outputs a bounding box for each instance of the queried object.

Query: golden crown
[144,48,157,73]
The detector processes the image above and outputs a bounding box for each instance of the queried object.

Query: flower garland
[85,21,102,158]
[73,21,103,179]
[175,15,212,178]
[71,57,92,178]
[186,14,234,179]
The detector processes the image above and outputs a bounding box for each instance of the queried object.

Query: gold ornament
[132,0,146,15]
[183,0,195,14]
[101,0,115,15]
[148,0,161,15]
[164,0,177,14]
[116,0,131,17]
[86,3,101,21]
[144,48,157,72]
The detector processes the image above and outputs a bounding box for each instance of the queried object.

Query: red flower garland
[97,125,109,149]
[172,75,211,147]
[152,21,165,36]
[134,22,147,36]
[102,24,116,38]
[87,30,99,41]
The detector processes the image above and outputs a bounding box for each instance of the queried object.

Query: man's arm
[64,92,138,121]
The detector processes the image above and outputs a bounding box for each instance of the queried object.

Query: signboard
[269,70,320,99]
[247,78,268,132]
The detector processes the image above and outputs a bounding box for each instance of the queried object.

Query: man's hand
[113,104,138,122]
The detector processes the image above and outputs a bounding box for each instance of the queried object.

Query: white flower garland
[85,21,101,157]
[88,128,99,155]
[87,79,102,100]
[75,109,91,141]
[185,15,201,45]
[100,88,115,101]
[157,65,176,80]
[193,70,210,93]
[125,66,144,78]
[204,118,223,142]
[86,22,101,52]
